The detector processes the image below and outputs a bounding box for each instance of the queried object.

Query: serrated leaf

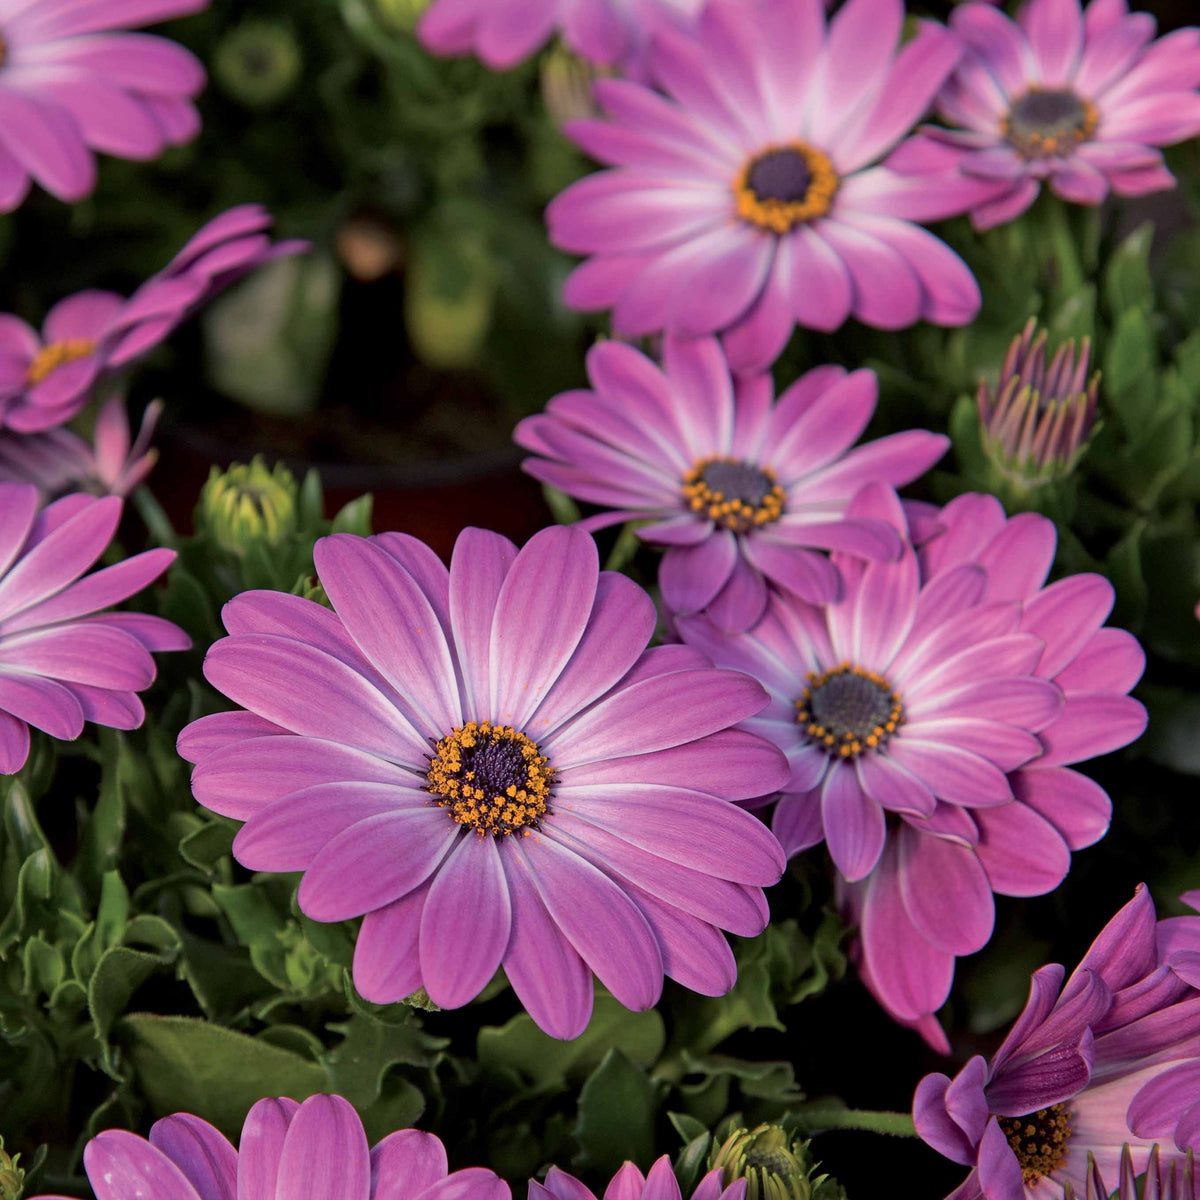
[323,1011,446,1107]
[478,993,664,1088]
[120,1015,327,1135]
[573,1049,659,1174]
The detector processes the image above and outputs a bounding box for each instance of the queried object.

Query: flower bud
[199,458,298,556]
[540,44,604,127]
[0,1137,25,1200]
[977,318,1100,489]
[710,1126,814,1200]
[215,20,303,108]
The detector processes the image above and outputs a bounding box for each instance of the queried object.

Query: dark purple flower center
[796,665,904,759]
[747,150,813,204]
[1005,89,1097,158]
[997,1105,1072,1185]
[426,721,554,836]
[682,458,786,533]
[735,141,839,233]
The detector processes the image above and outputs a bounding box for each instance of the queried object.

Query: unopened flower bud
[199,458,298,556]
[0,1137,25,1200]
[711,1125,813,1200]
[215,20,302,108]
[540,44,604,127]
[978,318,1100,488]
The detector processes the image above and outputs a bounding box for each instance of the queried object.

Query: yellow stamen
[682,458,786,534]
[25,338,96,385]
[795,663,905,760]
[734,141,839,234]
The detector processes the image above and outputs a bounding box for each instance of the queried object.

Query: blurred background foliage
[1,0,1200,1198]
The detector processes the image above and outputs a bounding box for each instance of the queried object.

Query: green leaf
[478,993,664,1089]
[323,1012,446,1109]
[541,484,581,526]
[1105,308,1159,437]
[178,820,237,874]
[1105,221,1155,318]
[330,495,374,537]
[120,1015,328,1135]
[573,1049,659,1174]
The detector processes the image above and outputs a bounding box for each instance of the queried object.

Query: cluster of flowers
[1,0,1198,1197]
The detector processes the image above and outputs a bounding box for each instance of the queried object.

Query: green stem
[132,485,180,551]
[1039,193,1086,301]
[790,1108,918,1139]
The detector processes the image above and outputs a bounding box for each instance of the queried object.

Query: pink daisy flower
[418,0,704,75]
[547,0,996,374]
[0,0,208,213]
[178,524,788,1039]
[0,482,189,774]
[923,0,1200,230]
[28,1094,509,1200]
[532,1157,745,1200]
[916,886,1200,1200]
[0,205,306,434]
[514,334,948,632]
[0,396,162,502]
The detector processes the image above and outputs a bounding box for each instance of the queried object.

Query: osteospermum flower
[0,0,208,213]
[178,525,788,1038]
[0,396,161,502]
[0,482,189,774]
[28,1093,510,1200]
[0,205,306,433]
[676,483,1069,1047]
[418,0,703,74]
[917,492,1147,880]
[923,0,1200,230]
[915,886,1200,1199]
[547,0,996,373]
[515,336,947,632]
[532,1156,745,1200]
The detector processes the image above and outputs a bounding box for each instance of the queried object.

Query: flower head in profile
[922,0,1200,230]
[418,0,703,75]
[0,0,208,213]
[915,887,1200,1199]
[28,1094,509,1200]
[533,1156,745,1200]
[515,335,947,632]
[0,205,307,434]
[179,524,788,1038]
[547,0,995,373]
[0,396,162,502]
[0,483,189,774]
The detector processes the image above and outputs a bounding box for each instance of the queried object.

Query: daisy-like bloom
[0,205,306,434]
[514,335,948,633]
[915,886,1200,1200]
[917,492,1147,889]
[178,524,788,1038]
[0,396,162,502]
[418,0,703,74]
[924,0,1200,231]
[546,0,997,374]
[675,483,1071,1049]
[28,1093,510,1200]
[532,1156,745,1200]
[0,482,189,774]
[0,0,208,213]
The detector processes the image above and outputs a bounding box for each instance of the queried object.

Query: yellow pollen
[681,458,786,534]
[795,662,904,760]
[425,721,554,837]
[25,338,97,385]
[997,1105,1073,1185]
[734,140,839,234]
[1002,89,1098,160]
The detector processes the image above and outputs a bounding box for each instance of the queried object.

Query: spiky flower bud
[0,1136,26,1200]
[977,318,1100,489]
[710,1126,814,1200]
[199,458,298,557]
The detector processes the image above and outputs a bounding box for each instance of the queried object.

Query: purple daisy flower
[532,1156,745,1200]
[0,205,307,434]
[0,0,208,213]
[419,0,703,74]
[28,1094,509,1200]
[917,492,1147,877]
[514,334,948,633]
[675,483,1072,1049]
[546,0,998,374]
[922,0,1200,230]
[0,482,189,774]
[0,396,161,502]
[915,886,1200,1200]
[178,524,788,1039]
